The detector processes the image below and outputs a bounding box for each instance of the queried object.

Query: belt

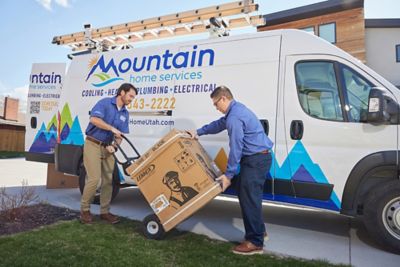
[86,136,106,146]
[243,150,270,159]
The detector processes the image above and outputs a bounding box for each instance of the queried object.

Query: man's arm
[90,117,122,138]
[197,117,227,136]
[225,117,245,179]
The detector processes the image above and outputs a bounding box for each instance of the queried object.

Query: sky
[0,0,399,113]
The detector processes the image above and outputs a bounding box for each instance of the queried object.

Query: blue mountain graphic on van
[29,103,84,153]
[270,141,341,211]
[60,116,84,145]
[29,122,57,153]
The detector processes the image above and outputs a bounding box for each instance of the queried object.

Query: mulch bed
[0,204,79,236]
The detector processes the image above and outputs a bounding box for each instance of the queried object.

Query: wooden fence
[0,124,25,152]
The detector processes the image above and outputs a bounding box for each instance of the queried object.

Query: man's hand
[216,174,231,192]
[110,127,122,138]
[114,136,122,145]
[186,129,198,140]
[105,145,116,154]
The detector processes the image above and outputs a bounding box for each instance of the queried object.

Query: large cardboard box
[126,129,222,232]
[46,163,79,189]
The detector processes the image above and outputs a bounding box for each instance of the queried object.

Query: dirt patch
[0,203,79,236]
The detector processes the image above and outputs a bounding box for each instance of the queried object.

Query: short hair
[162,171,179,184]
[117,83,138,96]
[210,85,233,100]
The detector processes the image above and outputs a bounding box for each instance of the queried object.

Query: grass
[0,151,25,159]
[0,218,348,267]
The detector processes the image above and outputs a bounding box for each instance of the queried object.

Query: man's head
[162,171,182,192]
[117,83,137,106]
[210,85,234,114]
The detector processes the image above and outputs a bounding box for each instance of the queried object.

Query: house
[257,0,400,87]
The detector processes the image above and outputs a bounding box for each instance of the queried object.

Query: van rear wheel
[78,162,120,204]
[363,180,400,254]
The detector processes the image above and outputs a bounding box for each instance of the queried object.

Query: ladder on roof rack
[52,0,264,53]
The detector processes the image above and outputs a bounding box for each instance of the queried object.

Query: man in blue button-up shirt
[188,85,273,255]
[80,83,137,225]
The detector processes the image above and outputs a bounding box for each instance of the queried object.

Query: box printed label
[174,150,195,172]
[150,194,170,214]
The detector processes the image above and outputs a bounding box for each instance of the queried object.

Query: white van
[26,29,400,252]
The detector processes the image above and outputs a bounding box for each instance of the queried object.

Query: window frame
[337,63,375,123]
[300,26,315,35]
[294,60,347,122]
[318,22,337,44]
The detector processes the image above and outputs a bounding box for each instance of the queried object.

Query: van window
[295,61,343,121]
[340,65,374,122]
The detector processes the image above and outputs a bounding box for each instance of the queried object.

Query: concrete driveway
[1,158,399,266]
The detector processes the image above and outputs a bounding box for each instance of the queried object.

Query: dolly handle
[113,134,140,166]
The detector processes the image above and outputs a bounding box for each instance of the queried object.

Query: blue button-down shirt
[197,100,273,179]
[85,96,129,143]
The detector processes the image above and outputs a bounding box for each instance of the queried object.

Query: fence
[0,124,25,152]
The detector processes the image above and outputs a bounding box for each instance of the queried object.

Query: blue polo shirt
[85,96,129,144]
[197,100,273,179]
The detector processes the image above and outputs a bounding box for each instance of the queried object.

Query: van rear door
[25,63,65,162]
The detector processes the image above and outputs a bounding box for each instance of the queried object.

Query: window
[300,26,315,35]
[340,65,374,122]
[319,23,336,44]
[295,61,343,121]
[396,45,400,62]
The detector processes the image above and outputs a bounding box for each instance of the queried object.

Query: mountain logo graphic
[87,56,124,87]
[29,103,84,153]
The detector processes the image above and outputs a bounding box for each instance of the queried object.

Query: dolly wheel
[142,214,165,240]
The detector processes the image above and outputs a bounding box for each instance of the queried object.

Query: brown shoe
[232,241,263,255]
[100,213,120,224]
[80,210,93,224]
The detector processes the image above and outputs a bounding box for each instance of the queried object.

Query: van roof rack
[52,0,264,53]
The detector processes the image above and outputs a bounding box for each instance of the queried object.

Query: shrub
[0,180,39,221]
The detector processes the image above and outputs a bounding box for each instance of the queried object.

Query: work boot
[80,210,93,224]
[100,213,120,224]
[232,241,264,255]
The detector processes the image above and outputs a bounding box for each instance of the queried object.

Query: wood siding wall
[0,125,25,152]
[259,8,366,62]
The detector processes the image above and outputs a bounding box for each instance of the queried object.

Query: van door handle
[290,120,303,140]
[260,119,269,136]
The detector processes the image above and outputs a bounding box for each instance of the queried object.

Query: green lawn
[0,218,348,267]
[0,151,25,159]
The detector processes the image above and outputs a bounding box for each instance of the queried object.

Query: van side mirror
[367,88,399,124]
[367,88,385,123]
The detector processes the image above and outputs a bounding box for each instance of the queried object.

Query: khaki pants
[80,139,115,214]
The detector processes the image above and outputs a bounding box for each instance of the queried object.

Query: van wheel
[363,180,400,254]
[142,214,165,240]
[78,162,120,204]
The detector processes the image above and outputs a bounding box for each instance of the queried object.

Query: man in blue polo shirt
[80,83,137,224]
[188,85,273,255]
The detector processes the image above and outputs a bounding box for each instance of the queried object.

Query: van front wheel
[363,180,400,254]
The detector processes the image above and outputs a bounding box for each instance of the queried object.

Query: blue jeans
[236,153,271,247]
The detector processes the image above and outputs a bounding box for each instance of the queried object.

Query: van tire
[142,214,165,240]
[363,180,400,254]
[78,162,120,204]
